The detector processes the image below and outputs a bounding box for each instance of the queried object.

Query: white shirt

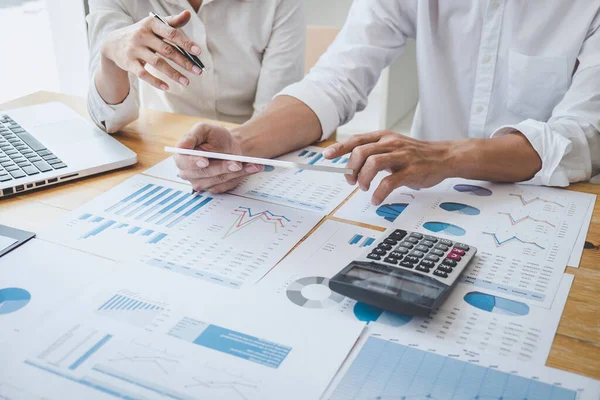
[87,0,305,133]
[281,0,600,186]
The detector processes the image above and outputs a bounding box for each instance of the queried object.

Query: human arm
[87,0,203,133]
[252,0,306,115]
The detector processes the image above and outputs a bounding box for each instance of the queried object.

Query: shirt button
[475,105,484,113]
[482,55,491,64]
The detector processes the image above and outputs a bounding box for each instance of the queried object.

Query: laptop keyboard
[0,114,67,183]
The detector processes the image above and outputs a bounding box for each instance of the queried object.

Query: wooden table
[1,92,599,380]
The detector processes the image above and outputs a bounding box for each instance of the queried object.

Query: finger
[165,10,192,29]
[322,132,383,159]
[174,154,209,170]
[357,154,399,192]
[137,48,189,86]
[188,170,253,192]
[150,17,201,55]
[178,160,243,181]
[146,34,202,75]
[345,143,382,187]
[372,172,409,206]
[244,164,264,173]
[132,61,169,91]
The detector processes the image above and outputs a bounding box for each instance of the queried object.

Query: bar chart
[331,336,578,400]
[348,234,376,247]
[96,290,167,328]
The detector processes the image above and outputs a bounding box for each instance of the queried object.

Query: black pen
[149,11,208,73]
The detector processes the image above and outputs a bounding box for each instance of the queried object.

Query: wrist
[444,138,480,180]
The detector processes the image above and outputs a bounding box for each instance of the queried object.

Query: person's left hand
[323,130,455,205]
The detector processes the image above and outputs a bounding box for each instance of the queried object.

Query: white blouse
[87,0,305,133]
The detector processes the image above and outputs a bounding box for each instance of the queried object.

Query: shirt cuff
[88,76,138,133]
[491,119,572,186]
[277,81,340,141]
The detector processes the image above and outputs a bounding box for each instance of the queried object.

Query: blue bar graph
[142,229,154,237]
[349,234,363,245]
[332,157,341,164]
[79,213,92,220]
[156,194,201,225]
[331,337,577,400]
[68,334,112,370]
[124,187,172,217]
[147,192,192,223]
[360,237,376,247]
[299,150,308,157]
[115,186,163,215]
[83,220,116,239]
[149,233,167,244]
[307,151,316,158]
[135,190,182,220]
[166,197,213,228]
[91,216,104,223]
[341,157,349,164]
[97,293,162,312]
[128,226,141,234]
[308,153,323,165]
[105,183,153,212]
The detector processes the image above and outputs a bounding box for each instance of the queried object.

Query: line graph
[482,232,545,250]
[509,194,564,208]
[223,207,291,238]
[107,352,180,374]
[498,212,556,227]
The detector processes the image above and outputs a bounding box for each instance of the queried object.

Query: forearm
[94,53,131,105]
[232,96,322,158]
[449,132,542,182]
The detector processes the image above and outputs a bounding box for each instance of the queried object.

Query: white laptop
[0,102,136,197]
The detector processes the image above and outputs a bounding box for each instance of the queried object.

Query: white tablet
[165,147,353,174]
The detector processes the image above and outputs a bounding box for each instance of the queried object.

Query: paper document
[0,239,116,345]
[257,220,573,364]
[145,146,357,214]
[568,200,595,267]
[326,324,600,400]
[0,266,365,400]
[337,177,595,307]
[39,174,321,289]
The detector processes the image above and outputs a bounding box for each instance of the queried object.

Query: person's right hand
[100,10,202,91]
[174,123,264,193]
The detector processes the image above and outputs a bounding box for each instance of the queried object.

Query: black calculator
[329,227,477,316]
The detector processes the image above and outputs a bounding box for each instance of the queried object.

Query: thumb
[166,10,192,28]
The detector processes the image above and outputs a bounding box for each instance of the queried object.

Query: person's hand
[100,10,202,91]
[174,123,264,193]
[323,131,454,205]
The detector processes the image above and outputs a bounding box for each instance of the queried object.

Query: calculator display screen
[345,265,445,307]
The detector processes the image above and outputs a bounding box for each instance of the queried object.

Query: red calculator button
[451,248,465,256]
[447,253,462,261]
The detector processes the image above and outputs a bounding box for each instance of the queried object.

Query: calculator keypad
[364,228,476,283]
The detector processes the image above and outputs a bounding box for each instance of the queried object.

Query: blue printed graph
[464,292,530,316]
[349,234,376,247]
[483,232,545,250]
[103,183,213,228]
[96,291,166,328]
[439,202,480,216]
[453,184,493,196]
[78,214,168,244]
[353,302,412,327]
[423,221,466,236]
[376,203,409,222]
[0,287,31,315]
[296,149,348,173]
[330,336,577,400]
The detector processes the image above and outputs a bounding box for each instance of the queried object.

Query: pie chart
[0,288,31,315]
[439,202,480,216]
[376,203,409,222]
[453,184,492,196]
[464,291,529,316]
[286,276,345,309]
[353,302,413,327]
[423,221,466,236]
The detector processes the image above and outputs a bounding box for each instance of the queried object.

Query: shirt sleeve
[86,0,140,134]
[252,0,306,116]
[491,12,600,187]
[277,0,417,140]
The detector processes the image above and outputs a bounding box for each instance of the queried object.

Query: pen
[149,11,208,73]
